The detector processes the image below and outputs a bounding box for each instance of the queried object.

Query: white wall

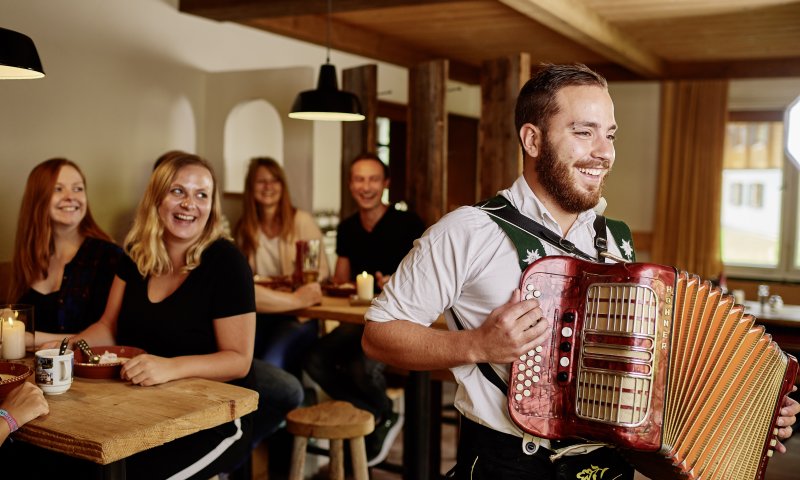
[0,0,796,263]
[0,0,406,259]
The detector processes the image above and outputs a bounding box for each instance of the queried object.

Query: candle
[356,271,374,301]
[2,317,26,360]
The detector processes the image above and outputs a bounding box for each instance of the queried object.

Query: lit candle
[2,317,26,360]
[356,271,374,301]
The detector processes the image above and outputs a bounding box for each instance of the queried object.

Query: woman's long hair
[234,157,296,261]
[124,152,224,277]
[9,158,112,302]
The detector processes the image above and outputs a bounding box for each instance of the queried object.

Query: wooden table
[746,300,800,355]
[14,376,258,479]
[291,296,447,480]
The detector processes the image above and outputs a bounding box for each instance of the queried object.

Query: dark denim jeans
[250,358,304,446]
[304,323,393,421]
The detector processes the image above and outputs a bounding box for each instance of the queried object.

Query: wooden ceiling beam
[497,0,664,78]
[179,0,465,21]
[243,16,480,84]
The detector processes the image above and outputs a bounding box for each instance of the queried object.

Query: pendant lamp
[0,27,45,79]
[288,0,364,121]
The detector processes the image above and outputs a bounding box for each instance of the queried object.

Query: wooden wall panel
[340,64,378,219]
[407,59,448,227]
[477,53,529,200]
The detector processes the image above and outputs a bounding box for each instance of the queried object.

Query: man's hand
[472,289,547,364]
[775,386,800,453]
[375,271,391,289]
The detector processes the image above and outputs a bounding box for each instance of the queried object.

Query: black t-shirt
[20,237,122,333]
[116,239,255,360]
[336,205,425,283]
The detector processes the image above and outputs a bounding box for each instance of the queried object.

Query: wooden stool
[286,400,375,480]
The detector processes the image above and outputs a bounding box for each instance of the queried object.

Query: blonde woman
[68,152,295,478]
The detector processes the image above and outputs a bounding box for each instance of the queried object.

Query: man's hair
[349,152,390,180]
[514,63,608,137]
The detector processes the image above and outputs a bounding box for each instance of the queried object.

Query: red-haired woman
[9,158,122,346]
[234,157,325,378]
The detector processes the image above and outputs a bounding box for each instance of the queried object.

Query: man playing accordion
[362,63,799,479]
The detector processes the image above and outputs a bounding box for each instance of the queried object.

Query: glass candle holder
[0,304,34,360]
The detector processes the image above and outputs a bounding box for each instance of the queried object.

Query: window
[720,118,799,280]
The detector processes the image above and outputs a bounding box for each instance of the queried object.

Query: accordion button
[561,327,573,338]
[517,373,524,381]
[526,284,534,291]
[524,379,532,387]
[557,372,568,382]
[532,375,540,382]
[528,349,535,356]
[560,342,571,352]
[562,312,575,323]
[533,290,542,298]
[519,364,526,371]
[525,370,533,377]
[515,393,523,401]
[770,439,777,447]
[516,383,523,391]
[559,357,570,367]
[535,346,543,353]
[534,355,542,362]
[767,450,774,458]
[525,293,533,300]
[533,365,541,373]
[526,359,534,367]
[523,390,531,397]
[519,354,526,361]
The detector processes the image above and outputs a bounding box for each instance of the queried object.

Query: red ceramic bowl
[74,345,146,379]
[0,362,33,397]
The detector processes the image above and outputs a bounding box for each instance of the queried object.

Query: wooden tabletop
[14,376,258,465]
[291,295,448,329]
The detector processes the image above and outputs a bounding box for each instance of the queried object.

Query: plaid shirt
[20,237,122,333]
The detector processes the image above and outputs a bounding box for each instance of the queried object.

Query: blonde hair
[124,152,225,277]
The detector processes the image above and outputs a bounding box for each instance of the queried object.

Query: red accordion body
[508,256,797,480]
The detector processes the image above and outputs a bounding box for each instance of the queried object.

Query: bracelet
[0,409,18,433]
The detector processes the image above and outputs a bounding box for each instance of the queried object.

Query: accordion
[509,256,798,480]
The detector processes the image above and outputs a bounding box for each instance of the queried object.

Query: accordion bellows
[508,257,797,480]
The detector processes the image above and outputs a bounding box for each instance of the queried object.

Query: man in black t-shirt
[305,153,424,466]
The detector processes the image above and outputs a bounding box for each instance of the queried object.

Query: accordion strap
[450,307,508,394]
[475,196,604,266]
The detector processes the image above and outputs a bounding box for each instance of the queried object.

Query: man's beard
[535,136,608,214]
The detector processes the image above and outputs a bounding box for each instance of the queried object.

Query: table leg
[404,370,431,480]
[95,459,126,480]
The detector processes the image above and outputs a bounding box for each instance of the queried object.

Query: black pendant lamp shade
[289,63,365,121]
[0,27,45,79]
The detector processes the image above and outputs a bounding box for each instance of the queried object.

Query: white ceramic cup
[35,348,74,395]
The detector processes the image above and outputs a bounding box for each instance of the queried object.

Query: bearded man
[361,63,799,479]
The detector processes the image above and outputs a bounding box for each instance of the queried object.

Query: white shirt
[366,176,627,438]
[254,231,282,277]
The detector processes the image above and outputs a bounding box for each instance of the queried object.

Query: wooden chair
[286,400,374,480]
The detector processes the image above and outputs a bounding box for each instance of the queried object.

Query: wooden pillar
[341,64,377,219]
[477,53,530,199]
[407,59,448,227]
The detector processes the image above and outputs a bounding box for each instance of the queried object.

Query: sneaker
[365,411,404,467]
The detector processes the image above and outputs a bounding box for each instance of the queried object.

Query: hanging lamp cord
[325,0,332,64]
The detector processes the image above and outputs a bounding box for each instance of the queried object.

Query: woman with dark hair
[234,157,325,377]
[9,158,122,346]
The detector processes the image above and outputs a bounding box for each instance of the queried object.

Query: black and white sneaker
[365,411,404,467]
